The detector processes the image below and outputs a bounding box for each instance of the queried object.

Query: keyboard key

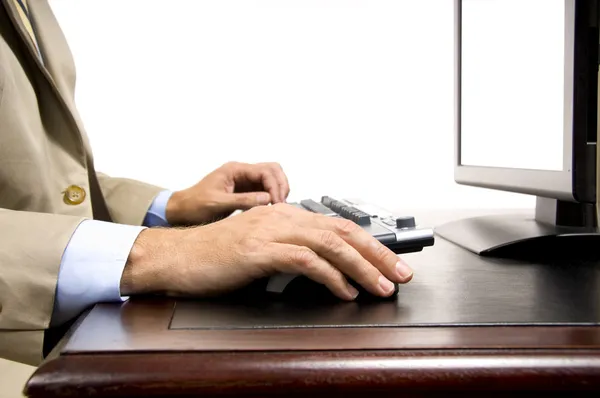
[300,199,337,216]
[330,201,345,213]
[321,196,334,207]
[338,205,371,226]
[339,206,349,218]
[354,212,372,226]
[395,216,416,229]
[319,196,372,225]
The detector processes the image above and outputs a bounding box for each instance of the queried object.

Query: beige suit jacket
[0,0,164,365]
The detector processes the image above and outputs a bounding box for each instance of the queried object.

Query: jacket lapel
[1,0,50,81]
[28,0,101,159]
[1,0,92,162]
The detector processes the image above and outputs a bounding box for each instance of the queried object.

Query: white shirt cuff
[51,219,146,327]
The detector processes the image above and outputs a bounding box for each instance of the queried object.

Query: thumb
[228,192,272,209]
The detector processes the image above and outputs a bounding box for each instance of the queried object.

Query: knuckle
[271,202,291,214]
[247,205,276,220]
[265,162,282,174]
[320,230,343,253]
[293,248,319,269]
[255,203,290,220]
[335,219,359,236]
[221,161,241,172]
[245,205,264,216]
[238,236,263,252]
[374,243,392,263]
[271,202,286,211]
[272,162,283,171]
[235,237,270,263]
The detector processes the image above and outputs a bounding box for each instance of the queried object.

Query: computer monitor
[435,0,600,257]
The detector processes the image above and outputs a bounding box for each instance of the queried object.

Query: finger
[289,209,413,284]
[262,242,359,300]
[328,217,413,283]
[228,192,272,209]
[282,227,397,297]
[258,168,283,203]
[269,163,290,202]
[232,163,281,203]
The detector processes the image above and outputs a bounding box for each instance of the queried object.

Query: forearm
[120,228,182,296]
[52,188,177,327]
[120,224,229,298]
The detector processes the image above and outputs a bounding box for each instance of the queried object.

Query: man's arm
[50,220,146,327]
[0,184,172,366]
[51,190,174,327]
[143,190,173,227]
[95,172,166,226]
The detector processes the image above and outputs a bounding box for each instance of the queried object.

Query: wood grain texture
[25,351,600,397]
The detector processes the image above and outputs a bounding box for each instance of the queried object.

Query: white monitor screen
[460,0,565,171]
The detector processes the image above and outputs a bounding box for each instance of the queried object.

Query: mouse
[263,273,400,302]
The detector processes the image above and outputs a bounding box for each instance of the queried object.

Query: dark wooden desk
[25,209,600,397]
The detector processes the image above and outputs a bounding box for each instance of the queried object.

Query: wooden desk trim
[60,299,600,354]
[26,350,600,397]
[25,298,600,396]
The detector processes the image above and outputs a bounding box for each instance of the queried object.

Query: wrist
[120,228,179,296]
[165,190,191,225]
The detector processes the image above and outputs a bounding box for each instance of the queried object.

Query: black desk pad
[170,238,600,330]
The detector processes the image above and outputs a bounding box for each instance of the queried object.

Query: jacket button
[63,185,86,205]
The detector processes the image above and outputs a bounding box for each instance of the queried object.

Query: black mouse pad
[170,238,600,330]
[169,280,600,330]
[170,298,408,330]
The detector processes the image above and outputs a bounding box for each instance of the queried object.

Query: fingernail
[257,193,270,204]
[396,259,413,279]
[378,276,395,295]
[346,283,359,299]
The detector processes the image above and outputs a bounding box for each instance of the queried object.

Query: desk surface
[25,209,600,397]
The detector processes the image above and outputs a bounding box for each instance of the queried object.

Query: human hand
[121,203,414,300]
[165,161,290,225]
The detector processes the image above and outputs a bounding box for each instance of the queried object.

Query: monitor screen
[460,0,565,171]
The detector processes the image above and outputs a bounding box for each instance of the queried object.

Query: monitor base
[435,198,600,260]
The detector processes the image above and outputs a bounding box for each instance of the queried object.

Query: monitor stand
[435,197,600,260]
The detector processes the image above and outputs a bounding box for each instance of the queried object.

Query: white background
[461,0,564,171]
[46,0,563,210]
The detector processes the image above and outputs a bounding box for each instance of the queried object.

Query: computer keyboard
[289,196,434,254]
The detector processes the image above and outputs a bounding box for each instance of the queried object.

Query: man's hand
[165,161,290,225]
[121,203,414,301]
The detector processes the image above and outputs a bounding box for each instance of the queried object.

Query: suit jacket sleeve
[95,172,166,226]
[0,174,166,366]
[0,172,166,366]
[0,208,85,365]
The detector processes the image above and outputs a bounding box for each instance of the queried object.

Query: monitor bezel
[454,0,587,202]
